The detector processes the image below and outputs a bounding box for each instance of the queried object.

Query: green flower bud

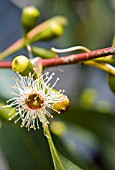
[12,55,36,77]
[108,73,115,93]
[52,94,70,114]
[21,6,40,35]
[31,21,64,42]
[32,46,57,59]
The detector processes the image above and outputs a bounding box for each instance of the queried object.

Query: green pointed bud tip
[33,22,64,42]
[108,73,115,93]
[12,55,30,73]
[50,21,64,37]
[52,96,70,114]
[21,6,40,32]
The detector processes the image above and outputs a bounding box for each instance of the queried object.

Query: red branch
[36,46,115,67]
[0,46,115,68]
[0,61,12,68]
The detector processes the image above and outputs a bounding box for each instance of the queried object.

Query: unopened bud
[52,95,69,114]
[12,55,36,77]
[21,6,40,35]
[31,21,64,42]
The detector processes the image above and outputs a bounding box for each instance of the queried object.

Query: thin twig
[39,46,115,67]
[0,46,115,74]
[0,61,12,68]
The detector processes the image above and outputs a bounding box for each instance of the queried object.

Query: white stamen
[4,72,66,135]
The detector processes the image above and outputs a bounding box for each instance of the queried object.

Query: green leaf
[58,152,82,170]
[0,122,54,170]
[46,127,82,170]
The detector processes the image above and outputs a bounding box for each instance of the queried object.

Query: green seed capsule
[108,73,115,93]
[21,6,40,35]
[31,21,64,42]
[12,55,36,77]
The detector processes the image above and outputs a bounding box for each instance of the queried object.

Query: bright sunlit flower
[4,72,65,133]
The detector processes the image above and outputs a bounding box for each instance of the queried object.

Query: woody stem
[0,46,115,74]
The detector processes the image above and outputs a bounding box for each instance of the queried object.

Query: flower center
[26,93,44,110]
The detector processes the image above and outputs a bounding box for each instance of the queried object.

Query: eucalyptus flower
[3,72,67,133]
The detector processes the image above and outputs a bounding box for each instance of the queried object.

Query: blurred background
[0,0,115,170]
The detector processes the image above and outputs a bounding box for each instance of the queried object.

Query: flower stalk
[45,127,64,169]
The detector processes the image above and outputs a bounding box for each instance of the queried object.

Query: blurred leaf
[0,122,54,170]
[62,106,115,144]
[101,141,115,170]
[76,0,115,49]
[50,120,104,170]
[79,89,97,109]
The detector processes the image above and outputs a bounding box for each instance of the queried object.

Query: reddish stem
[0,46,115,68]
[37,46,115,67]
[0,61,12,68]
